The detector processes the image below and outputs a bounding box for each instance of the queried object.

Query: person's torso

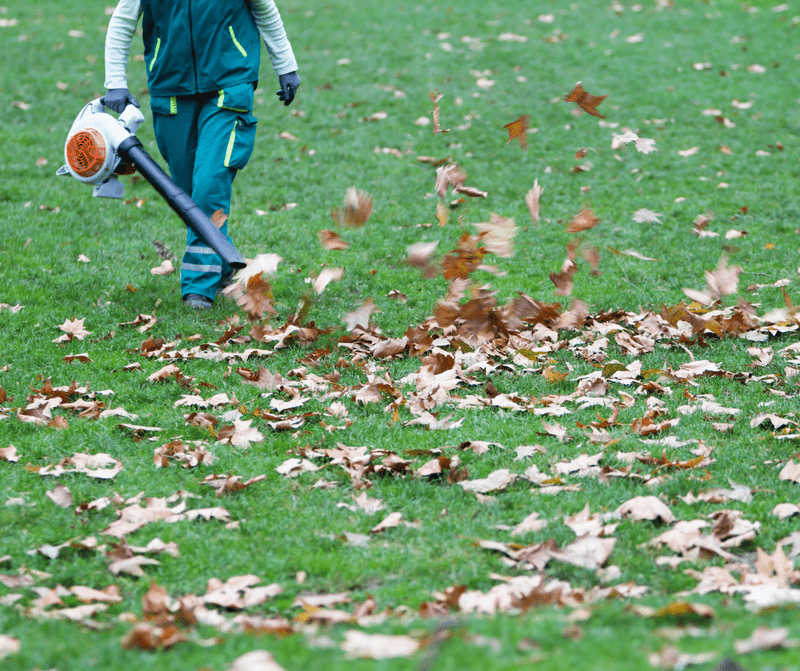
[141,0,261,96]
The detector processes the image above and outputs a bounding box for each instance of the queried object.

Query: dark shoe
[183,293,213,310]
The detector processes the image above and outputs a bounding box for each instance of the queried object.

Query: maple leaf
[371,511,403,533]
[150,259,175,276]
[442,233,486,280]
[312,267,344,294]
[565,82,607,118]
[240,273,276,320]
[435,163,467,199]
[615,496,675,524]
[632,208,662,224]
[525,179,543,224]
[502,114,530,149]
[611,130,657,154]
[343,298,378,331]
[429,90,449,133]
[53,317,92,343]
[341,631,420,660]
[226,650,287,671]
[404,241,440,278]
[734,627,799,655]
[474,214,518,258]
[216,420,265,448]
[567,208,600,233]
[458,468,515,494]
[331,188,373,227]
[318,229,349,250]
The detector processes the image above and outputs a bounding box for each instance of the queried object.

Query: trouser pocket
[223,114,257,170]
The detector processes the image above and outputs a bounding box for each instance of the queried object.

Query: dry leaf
[312,267,344,295]
[371,512,403,533]
[429,90,449,133]
[150,259,175,276]
[565,82,607,118]
[525,179,543,224]
[226,650,287,671]
[341,630,419,659]
[616,496,675,524]
[502,114,530,149]
[318,229,349,250]
[332,188,373,227]
[734,626,799,654]
[567,208,599,233]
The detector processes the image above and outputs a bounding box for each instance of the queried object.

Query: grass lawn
[2,1,800,669]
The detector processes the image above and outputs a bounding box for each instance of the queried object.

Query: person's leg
[186,95,258,299]
[150,97,217,305]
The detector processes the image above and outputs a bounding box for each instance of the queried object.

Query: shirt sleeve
[104,0,143,90]
[248,0,299,76]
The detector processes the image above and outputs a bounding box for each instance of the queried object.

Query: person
[102,0,300,309]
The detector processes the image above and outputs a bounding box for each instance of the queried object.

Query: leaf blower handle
[118,103,145,136]
[116,136,246,270]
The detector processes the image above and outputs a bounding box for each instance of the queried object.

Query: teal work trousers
[151,88,257,300]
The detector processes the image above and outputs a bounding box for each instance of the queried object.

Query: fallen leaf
[341,630,419,659]
[225,650,287,671]
[371,511,403,533]
[615,496,675,524]
[734,626,799,654]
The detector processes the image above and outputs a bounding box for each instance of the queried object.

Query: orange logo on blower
[67,128,107,177]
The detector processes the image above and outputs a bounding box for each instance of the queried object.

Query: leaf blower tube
[116,136,246,270]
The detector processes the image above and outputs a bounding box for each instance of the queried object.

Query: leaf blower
[57,99,245,269]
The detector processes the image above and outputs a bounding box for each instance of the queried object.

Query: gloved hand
[276,71,300,106]
[101,88,140,114]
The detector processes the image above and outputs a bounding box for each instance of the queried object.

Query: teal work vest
[141,0,261,96]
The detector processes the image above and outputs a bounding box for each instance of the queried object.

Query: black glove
[276,72,300,106]
[101,88,140,114]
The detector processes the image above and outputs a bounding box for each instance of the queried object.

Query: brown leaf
[473,214,518,258]
[0,635,21,661]
[318,229,349,250]
[331,188,373,227]
[226,650,287,671]
[734,626,799,655]
[525,179,543,224]
[615,496,675,524]
[458,469,515,494]
[150,259,175,276]
[343,298,378,331]
[502,114,530,149]
[435,164,468,199]
[312,267,344,295]
[567,208,600,233]
[46,484,73,508]
[216,420,265,448]
[53,317,92,343]
[211,209,229,229]
[429,90,449,134]
[371,511,403,533]
[565,82,607,118]
[779,460,800,483]
[341,630,420,659]
[0,446,20,463]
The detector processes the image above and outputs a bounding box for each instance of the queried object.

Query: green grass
[2,1,800,669]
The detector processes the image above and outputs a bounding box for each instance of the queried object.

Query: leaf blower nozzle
[58,99,245,270]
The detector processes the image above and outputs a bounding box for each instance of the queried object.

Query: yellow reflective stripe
[170,96,177,114]
[149,37,161,71]
[228,26,248,57]
[217,90,225,108]
[224,120,238,168]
